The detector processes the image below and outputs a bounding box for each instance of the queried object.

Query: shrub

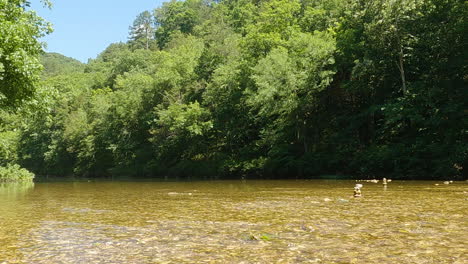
[0,164,35,183]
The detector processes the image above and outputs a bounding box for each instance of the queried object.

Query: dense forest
[1,0,466,180]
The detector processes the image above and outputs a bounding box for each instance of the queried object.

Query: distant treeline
[1,0,466,180]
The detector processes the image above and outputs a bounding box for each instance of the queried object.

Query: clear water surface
[0,180,466,263]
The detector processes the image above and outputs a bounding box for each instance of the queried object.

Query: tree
[0,0,52,108]
[40,52,85,77]
[128,11,155,50]
[242,0,301,59]
[9,0,466,179]
[154,0,207,49]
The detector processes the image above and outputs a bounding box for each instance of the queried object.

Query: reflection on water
[0,180,467,263]
[0,182,35,198]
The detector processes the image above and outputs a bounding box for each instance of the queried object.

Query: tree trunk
[146,28,149,50]
[398,47,406,94]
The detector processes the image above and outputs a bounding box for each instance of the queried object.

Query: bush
[0,164,35,183]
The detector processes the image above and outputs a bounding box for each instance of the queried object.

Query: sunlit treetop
[0,0,52,109]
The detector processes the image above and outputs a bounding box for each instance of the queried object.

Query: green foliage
[128,11,156,50]
[299,0,346,32]
[0,164,34,183]
[0,110,21,164]
[0,0,52,108]
[6,0,465,180]
[40,52,85,77]
[155,101,212,137]
[154,0,208,48]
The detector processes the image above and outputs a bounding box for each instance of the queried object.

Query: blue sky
[30,0,164,63]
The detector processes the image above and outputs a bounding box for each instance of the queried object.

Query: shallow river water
[0,180,466,263]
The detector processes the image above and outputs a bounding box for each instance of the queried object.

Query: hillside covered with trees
[1,0,466,180]
[39,52,85,78]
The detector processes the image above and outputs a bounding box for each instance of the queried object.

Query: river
[0,180,466,263]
